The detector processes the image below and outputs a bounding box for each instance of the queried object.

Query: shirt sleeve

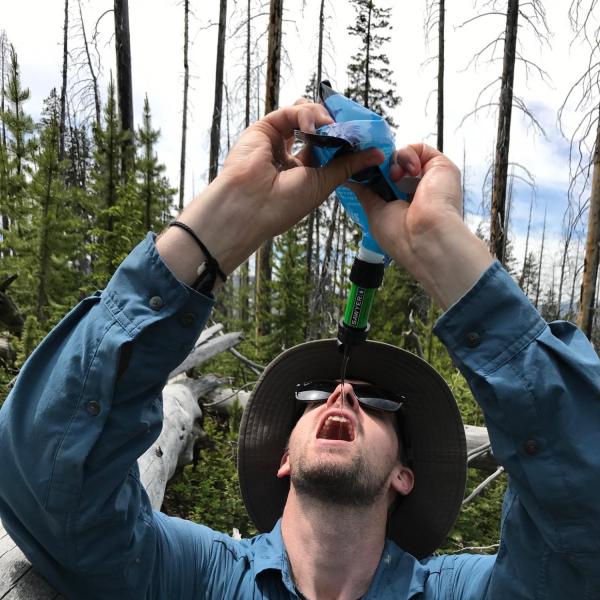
[432,260,600,599]
[0,234,219,599]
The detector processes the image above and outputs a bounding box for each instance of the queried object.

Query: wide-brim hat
[237,339,466,559]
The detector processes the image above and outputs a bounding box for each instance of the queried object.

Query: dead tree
[59,0,69,161]
[425,0,445,151]
[534,206,547,309]
[558,1,600,337]
[458,0,549,264]
[208,0,228,183]
[490,0,519,262]
[255,0,283,339]
[113,0,134,178]
[73,0,102,129]
[178,0,190,210]
[239,0,252,323]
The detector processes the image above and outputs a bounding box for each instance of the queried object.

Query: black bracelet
[168,221,227,293]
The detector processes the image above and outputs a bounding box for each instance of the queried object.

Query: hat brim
[237,339,466,559]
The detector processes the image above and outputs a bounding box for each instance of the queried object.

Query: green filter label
[344,285,376,329]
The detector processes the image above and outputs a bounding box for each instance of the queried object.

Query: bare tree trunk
[364,2,372,108]
[437,0,445,152]
[501,170,514,265]
[578,113,600,337]
[59,0,69,162]
[240,0,251,324]
[77,0,101,129]
[0,32,6,149]
[569,237,581,319]
[209,0,227,183]
[317,0,325,88]
[314,197,339,320]
[255,0,283,338]
[178,0,190,210]
[535,205,547,310]
[519,193,534,289]
[114,0,134,179]
[490,0,519,263]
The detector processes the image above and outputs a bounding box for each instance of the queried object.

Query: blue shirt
[1,234,599,599]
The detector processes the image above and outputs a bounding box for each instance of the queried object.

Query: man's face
[277,381,414,507]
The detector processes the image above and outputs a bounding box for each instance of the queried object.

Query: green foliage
[345,0,401,124]
[136,95,176,231]
[0,43,174,405]
[163,410,257,538]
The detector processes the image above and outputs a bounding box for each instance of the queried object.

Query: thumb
[346,181,387,222]
[317,148,385,198]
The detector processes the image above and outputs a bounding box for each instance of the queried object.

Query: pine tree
[0,44,35,247]
[267,227,308,356]
[29,90,83,322]
[136,95,175,231]
[345,0,400,125]
[87,78,129,287]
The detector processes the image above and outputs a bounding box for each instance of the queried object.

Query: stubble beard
[290,447,392,508]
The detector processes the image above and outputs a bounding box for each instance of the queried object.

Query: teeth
[328,416,349,423]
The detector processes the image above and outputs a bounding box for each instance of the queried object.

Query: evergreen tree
[345,0,400,125]
[0,44,35,257]
[136,95,175,231]
[266,226,308,357]
[87,78,129,287]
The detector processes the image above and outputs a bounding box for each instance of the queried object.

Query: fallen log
[168,331,242,379]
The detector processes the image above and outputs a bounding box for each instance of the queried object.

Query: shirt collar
[251,519,429,598]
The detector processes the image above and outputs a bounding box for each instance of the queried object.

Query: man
[0,99,599,599]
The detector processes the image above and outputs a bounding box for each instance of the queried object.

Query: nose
[326,382,359,411]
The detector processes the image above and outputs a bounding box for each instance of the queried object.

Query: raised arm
[354,143,600,598]
[0,101,384,599]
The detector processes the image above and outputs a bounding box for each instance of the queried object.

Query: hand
[163,100,384,279]
[351,143,493,309]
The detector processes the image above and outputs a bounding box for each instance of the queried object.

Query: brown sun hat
[237,339,466,559]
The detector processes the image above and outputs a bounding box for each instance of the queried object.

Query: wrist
[404,217,494,310]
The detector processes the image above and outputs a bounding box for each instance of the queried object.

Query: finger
[315,148,384,199]
[293,97,310,105]
[263,103,332,140]
[391,145,422,179]
[295,143,315,167]
[346,181,385,217]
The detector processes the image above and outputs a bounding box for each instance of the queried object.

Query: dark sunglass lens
[351,383,403,412]
[359,396,402,412]
[295,380,336,402]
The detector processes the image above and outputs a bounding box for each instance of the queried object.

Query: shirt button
[149,295,164,311]
[180,312,195,327]
[86,400,101,416]
[524,439,539,455]
[465,332,481,348]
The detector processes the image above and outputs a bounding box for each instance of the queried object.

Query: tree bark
[208,0,228,183]
[240,0,251,323]
[178,0,190,210]
[113,0,134,179]
[534,205,546,309]
[578,111,600,337]
[437,0,445,152]
[489,0,519,263]
[364,2,372,108]
[59,0,69,162]
[77,0,101,129]
[255,0,283,338]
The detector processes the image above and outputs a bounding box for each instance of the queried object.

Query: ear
[390,464,414,496]
[276,450,291,479]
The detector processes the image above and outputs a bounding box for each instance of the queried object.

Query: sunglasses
[295,380,406,413]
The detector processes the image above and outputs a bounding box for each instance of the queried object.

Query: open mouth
[316,414,355,442]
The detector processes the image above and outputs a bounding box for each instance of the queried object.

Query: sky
[2,0,599,292]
